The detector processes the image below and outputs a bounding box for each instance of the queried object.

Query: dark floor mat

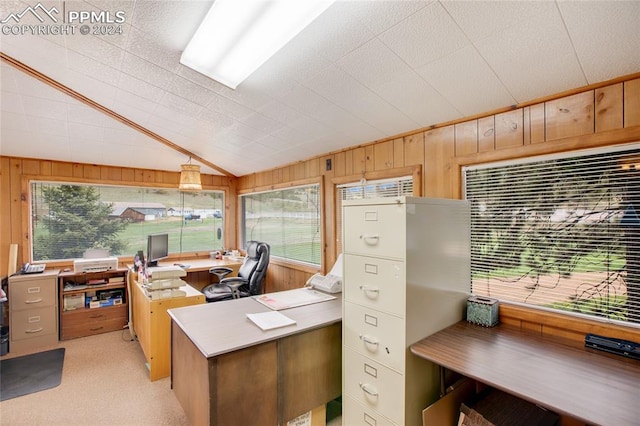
[0,348,65,401]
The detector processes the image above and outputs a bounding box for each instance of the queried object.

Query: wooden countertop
[168,293,342,358]
[410,321,640,426]
[155,258,242,273]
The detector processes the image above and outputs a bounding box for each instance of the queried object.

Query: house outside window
[30,182,225,261]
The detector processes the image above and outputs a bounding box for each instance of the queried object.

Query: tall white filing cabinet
[342,197,470,426]
[8,270,59,353]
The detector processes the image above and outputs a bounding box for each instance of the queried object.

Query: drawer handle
[25,327,44,334]
[24,298,43,304]
[359,382,379,397]
[359,285,379,295]
[359,334,379,346]
[89,326,104,331]
[90,314,106,319]
[360,234,379,245]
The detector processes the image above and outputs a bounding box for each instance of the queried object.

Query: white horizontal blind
[464,144,640,324]
[241,184,320,266]
[336,176,413,253]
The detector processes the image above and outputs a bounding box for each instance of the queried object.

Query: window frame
[25,176,229,265]
[238,177,323,268]
[462,142,640,327]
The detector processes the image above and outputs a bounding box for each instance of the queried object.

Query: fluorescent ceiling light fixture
[180,0,335,89]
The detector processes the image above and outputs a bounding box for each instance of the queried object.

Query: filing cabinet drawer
[10,278,57,310]
[11,306,57,341]
[344,204,406,259]
[344,254,405,316]
[343,395,397,426]
[344,302,405,372]
[344,347,404,425]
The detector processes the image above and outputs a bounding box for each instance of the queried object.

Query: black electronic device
[585,333,640,360]
[146,233,169,267]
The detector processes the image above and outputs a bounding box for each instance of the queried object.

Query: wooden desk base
[171,321,341,425]
[130,276,205,381]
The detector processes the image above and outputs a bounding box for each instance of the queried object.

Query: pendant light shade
[179,162,202,191]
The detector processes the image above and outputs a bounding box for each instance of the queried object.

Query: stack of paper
[246,311,296,331]
[254,288,336,310]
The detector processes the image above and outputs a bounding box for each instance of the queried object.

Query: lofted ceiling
[1,0,640,177]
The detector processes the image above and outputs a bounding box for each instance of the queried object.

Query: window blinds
[463,144,640,324]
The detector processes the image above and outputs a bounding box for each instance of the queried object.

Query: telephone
[305,273,342,293]
[20,263,46,274]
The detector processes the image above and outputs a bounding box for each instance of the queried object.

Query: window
[241,184,320,265]
[463,144,640,325]
[336,176,414,253]
[31,182,225,261]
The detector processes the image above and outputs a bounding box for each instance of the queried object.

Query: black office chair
[202,241,270,303]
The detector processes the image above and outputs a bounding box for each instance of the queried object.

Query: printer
[73,256,119,273]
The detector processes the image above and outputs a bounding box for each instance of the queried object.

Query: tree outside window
[31,182,225,261]
[464,145,640,324]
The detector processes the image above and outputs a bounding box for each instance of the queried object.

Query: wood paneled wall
[2,73,640,339]
[238,74,640,339]
[0,158,235,275]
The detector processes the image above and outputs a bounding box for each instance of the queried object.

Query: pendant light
[179,158,202,191]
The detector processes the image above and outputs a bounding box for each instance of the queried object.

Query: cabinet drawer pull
[90,314,106,319]
[25,327,44,334]
[359,382,379,397]
[359,334,379,346]
[359,285,379,295]
[89,326,104,331]
[360,234,379,245]
[24,298,43,304]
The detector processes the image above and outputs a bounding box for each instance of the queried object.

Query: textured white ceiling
[1,0,639,177]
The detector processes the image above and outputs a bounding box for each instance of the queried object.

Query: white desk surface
[168,292,342,358]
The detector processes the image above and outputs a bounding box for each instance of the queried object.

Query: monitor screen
[146,233,169,267]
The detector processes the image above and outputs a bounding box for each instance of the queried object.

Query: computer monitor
[146,233,168,267]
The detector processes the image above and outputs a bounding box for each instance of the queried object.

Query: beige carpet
[0,330,188,425]
[0,330,343,425]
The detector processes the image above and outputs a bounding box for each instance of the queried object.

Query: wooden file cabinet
[59,269,129,340]
[342,197,470,426]
[8,270,59,353]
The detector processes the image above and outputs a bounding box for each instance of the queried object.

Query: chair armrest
[209,267,233,281]
[219,277,248,298]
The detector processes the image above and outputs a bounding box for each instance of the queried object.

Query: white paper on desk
[246,311,296,331]
[254,288,336,311]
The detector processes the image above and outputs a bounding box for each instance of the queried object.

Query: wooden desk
[130,275,205,381]
[155,258,242,291]
[410,321,640,426]
[169,295,342,426]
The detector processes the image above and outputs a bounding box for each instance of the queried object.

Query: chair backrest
[237,241,270,295]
